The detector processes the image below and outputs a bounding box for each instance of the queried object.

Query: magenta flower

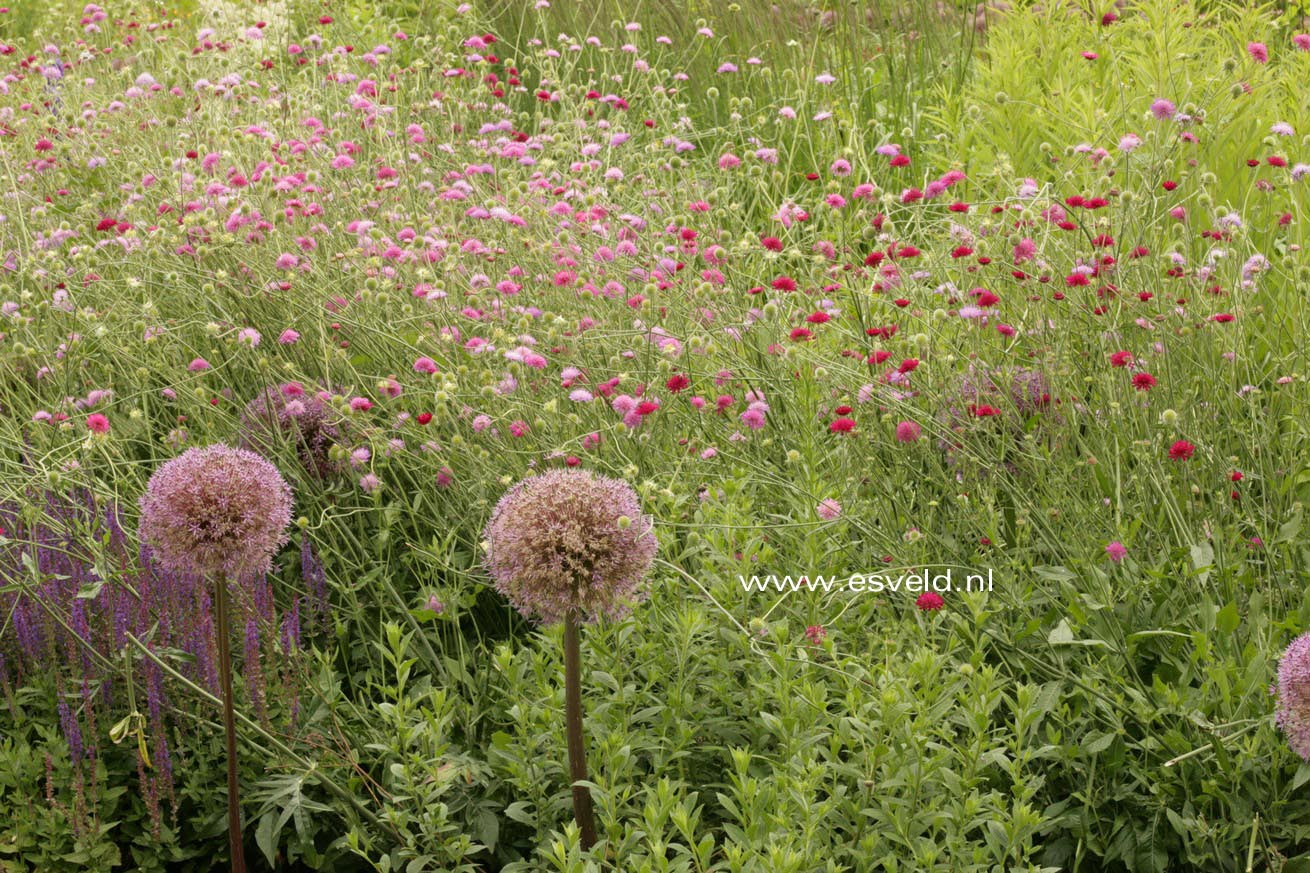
[1149,98,1176,120]
[483,469,657,625]
[895,420,922,443]
[916,592,944,611]
[1248,42,1269,63]
[1105,541,1128,563]
[139,444,293,579]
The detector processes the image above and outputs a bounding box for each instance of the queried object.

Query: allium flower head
[483,469,657,624]
[139,444,293,579]
[1277,633,1310,759]
[238,385,344,477]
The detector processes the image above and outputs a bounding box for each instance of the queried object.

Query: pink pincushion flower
[483,469,657,625]
[1149,98,1176,120]
[1105,541,1128,563]
[895,421,921,443]
[816,499,842,520]
[139,444,293,578]
[86,413,110,433]
[1248,42,1268,63]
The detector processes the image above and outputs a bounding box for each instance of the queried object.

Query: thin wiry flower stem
[214,576,247,873]
[563,609,598,850]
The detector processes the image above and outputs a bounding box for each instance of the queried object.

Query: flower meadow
[3,0,1310,869]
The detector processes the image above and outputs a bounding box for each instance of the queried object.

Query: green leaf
[1216,601,1239,635]
[1048,619,1074,644]
[1083,732,1116,755]
[256,813,279,867]
[1189,542,1214,581]
[504,801,535,825]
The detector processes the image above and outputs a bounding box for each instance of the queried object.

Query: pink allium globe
[139,444,294,579]
[1276,632,1310,760]
[483,469,657,624]
[238,384,344,477]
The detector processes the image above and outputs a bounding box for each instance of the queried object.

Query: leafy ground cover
[2,0,1310,870]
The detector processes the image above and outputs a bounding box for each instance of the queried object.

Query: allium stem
[563,609,598,850]
[214,576,247,873]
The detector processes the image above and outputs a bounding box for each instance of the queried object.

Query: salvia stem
[562,609,598,850]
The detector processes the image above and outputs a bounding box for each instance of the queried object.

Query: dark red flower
[1131,372,1157,390]
[916,592,944,611]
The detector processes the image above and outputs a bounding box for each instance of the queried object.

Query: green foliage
[1,0,1310,870]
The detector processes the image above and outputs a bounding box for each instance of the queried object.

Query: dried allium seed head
[238,385,343,477]
[483,469,657,624]
[139,444,293,579]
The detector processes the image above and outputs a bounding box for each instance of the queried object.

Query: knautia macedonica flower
[1276,632,1310,760]
[483,469,657,624]
[237,384,344,477]
[139,444,293,579]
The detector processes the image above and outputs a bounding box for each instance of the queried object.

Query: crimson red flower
[1131,372,1157,391]
[772,276,797,291]
[760,236,783,251]
[1168,439,1195,461]
[916,592,944,611]
[665,374,689,393]
[806,311,830,324]
[789,327,813,341]
[1231,470,1244,482]
[829,418,856,433]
